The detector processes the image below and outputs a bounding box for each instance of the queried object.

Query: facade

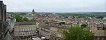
[0,1,9,40]
[0,0,6,21]
[37,22,64,40]
[97,23,104,30]
[5,16,16,40]
[14,22,37,40]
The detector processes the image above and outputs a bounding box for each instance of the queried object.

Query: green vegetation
[104,29,106,35]
[64,26,94,40]
[15,15,23,22]
[23,17,29,22]
[81,24,87,29]
[56,12,106,18]
[95,16,104,19]
[15,15,29,22]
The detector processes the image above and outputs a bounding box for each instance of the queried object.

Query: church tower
[32,9,35,16]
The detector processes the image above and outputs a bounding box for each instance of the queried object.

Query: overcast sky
[3,0,106,12]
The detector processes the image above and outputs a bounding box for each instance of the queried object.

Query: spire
[32,9,35,14]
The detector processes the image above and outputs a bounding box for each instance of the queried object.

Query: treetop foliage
[64,26,94,40]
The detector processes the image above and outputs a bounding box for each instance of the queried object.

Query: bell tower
[32,9,35,16]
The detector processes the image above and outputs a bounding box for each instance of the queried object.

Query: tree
[96,16,104,19]
[23,17,29,22]
[81,24,87,29]
[15,15,23,22]
[64,26,94,40]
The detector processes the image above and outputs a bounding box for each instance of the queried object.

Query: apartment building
[14,22,37,40]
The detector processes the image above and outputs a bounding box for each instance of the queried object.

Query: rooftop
[15,22,36,26]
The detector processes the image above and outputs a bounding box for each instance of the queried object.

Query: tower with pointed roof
[32,9,35,15]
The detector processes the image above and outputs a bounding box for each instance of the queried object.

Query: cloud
[3,0,106,12]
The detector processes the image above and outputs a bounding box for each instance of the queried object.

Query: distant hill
[56,12,106,17]
[7,12,106,17]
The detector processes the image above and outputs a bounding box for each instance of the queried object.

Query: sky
[3,0,106,12]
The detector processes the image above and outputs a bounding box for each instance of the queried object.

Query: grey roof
[15,22,36,26]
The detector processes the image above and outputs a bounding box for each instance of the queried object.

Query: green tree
[64,26,94,40]
[23,17,29,22]
[96,16,104,19]
[15,15,23,22]
[81,24,87,29]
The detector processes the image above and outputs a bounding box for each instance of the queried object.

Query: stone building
[0,0,6,21]
[97,23,104,30]
[14,22,37,40]
[4,16,16,40]
[0,0,9,40]
[37,21,64,40]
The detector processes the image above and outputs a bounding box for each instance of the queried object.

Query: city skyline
[4,0,106,12]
